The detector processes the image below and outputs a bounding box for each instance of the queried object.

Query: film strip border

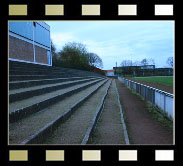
[7,3,175,17]
[4,1,178,166]
[8,149,175,162]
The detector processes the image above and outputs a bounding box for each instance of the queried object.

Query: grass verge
[146,103,173,132]
[123,83,173,132]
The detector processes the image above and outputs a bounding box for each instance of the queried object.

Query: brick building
[9,21,52,66]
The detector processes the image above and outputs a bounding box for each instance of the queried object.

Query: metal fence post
[140,84,142,96]
[164,92,166,114]
[144,85,147,100]
[152,88,155,107]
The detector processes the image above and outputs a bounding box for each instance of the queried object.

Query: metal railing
[118,77,174,120]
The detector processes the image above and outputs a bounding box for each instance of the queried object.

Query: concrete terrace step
[42,80,111,145]
[9,79,109,144]
[9,65,88,73]
[9,78,107,122]
[9,76,98,90]
[9,61,54,70]
[9,77,101,102]
[9,61,71,72]
[9,74,98,81]
[9,62,100,74]
[9,61,94,73]
[9,61,104,77]
[9,77,99,95]
[9,66,101,77]
[9,70,74,76]
[9,70,102,78]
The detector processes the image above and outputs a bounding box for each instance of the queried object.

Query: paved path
[88,79,125,144]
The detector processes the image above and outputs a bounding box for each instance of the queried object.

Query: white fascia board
[36,21,50,31]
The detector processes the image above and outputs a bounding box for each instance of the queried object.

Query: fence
[118,77,174,120]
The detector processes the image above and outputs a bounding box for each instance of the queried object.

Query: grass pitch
[127,76,173,86]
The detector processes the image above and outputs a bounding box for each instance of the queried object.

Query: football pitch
[127,76,173,86]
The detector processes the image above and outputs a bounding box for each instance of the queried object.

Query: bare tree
[120,60,133,66]
[148,58,155,65]
[141,58,148,66]
[120,58,155,67]
[132,60,141,66]
[166,57,173,68]
[87,52,103,68]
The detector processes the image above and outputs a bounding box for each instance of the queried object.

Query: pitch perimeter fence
[118,77,174,120]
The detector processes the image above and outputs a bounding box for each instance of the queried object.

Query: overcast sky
[45,21,174,70]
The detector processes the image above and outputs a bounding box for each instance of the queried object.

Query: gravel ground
[9,78,103,112]
[116,80,173,144]
[42,80,111,144]
[9,79,107,144]
[88,79,125,145]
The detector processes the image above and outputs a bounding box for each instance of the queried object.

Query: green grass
[146,103,173,131]
[127,76,173,86]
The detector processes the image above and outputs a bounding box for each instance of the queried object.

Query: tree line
[120,57,173,68]
[120,58,155,67]
[51,41,104,72]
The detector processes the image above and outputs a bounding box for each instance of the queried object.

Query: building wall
[9,35,34,62]
[35,45,48,64]
[9,21,51,66]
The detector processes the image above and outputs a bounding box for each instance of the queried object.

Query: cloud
[47,21,174,69]
[51,32,78,51]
